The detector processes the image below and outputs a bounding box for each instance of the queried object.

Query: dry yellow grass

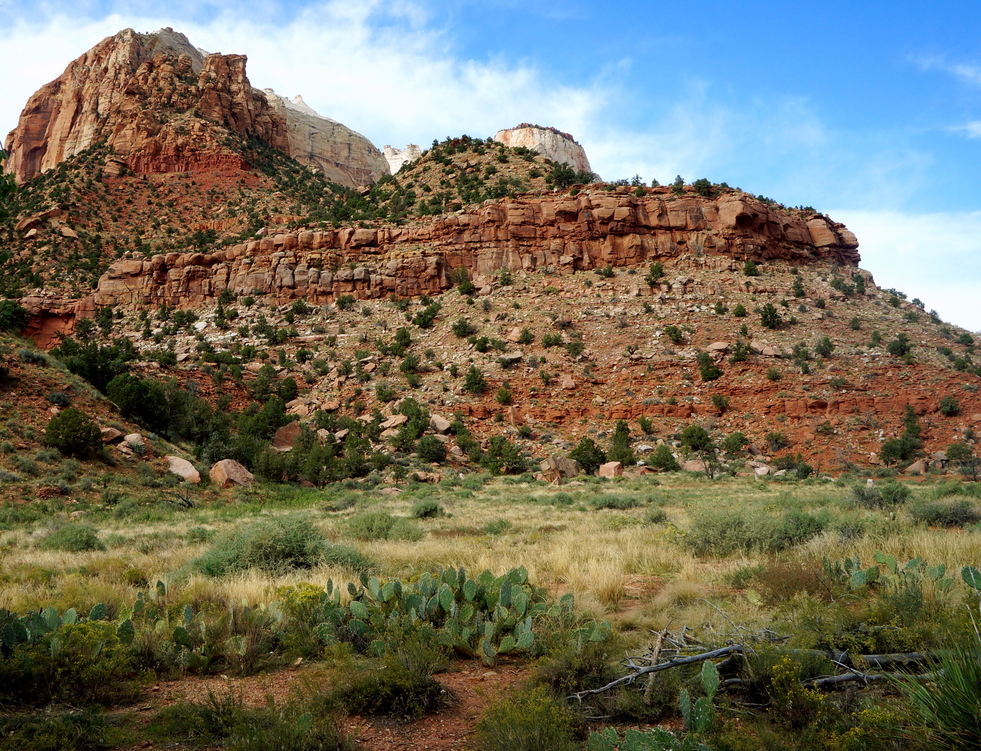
[3,474,979,640]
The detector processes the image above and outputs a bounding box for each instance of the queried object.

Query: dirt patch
[138,659,530,751]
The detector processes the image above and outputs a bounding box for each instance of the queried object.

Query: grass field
[3,471,981,749]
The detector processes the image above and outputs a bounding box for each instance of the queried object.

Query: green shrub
[451,317,477,337]
[323,657,453,721]
[760,302,782,329]
[416,435,447,463]
[41,523,105,552]
[44,408,103,457]
[852,481,911,509]
[484,436,527,475]
[696,351,722,381]
[464,365,487,393]
[733,303,747,317]
[685,508,826,556]
[0,299,29,333]
[1,620,135,707]
[664,325,683,344]
[346,511,423,542]
[411,500,445,518]
[475,685,577,751]
[939,395,961,416]
[191,516,372,576]
[591,495,642,510]
[721,431,748,455]
[911,499,981,528]
[645,262,665,286]
[153,690,352,751]
[0,710,128,750]
[743,260,760,276]
[649,444,680,471]
[570,437,606,474]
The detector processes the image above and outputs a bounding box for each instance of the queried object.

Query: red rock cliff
[93,189,859,309]
[4,28,290,182]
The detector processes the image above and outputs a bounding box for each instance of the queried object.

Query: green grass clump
[40,523,105,552]
[899,646,981,749]
[189,515,372,576]
[590,494,643,510]
[911,498,981,528]
[410,499,445,518]
[475,685,577,751]
[152,690,353,751]
[685,508,827,556]
[0,709,129,750]
[346,511,423,541]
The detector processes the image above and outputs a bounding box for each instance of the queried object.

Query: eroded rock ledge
[93,190,858,309]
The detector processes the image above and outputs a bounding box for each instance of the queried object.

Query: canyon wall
[93,189,858,309]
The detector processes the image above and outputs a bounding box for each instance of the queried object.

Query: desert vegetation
[3,465,981,749]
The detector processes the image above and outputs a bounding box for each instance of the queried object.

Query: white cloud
[915,55,981,88]
[832,209,981,333]
[951,121,981,139]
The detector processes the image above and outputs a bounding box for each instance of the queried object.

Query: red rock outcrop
[4,27,383,188]
[93,189,859,309]
[4,28,289,183]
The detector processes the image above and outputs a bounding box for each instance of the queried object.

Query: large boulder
[210,459,255,489]
[539,455,580,482]
[598,461,623,478]
[165,455,200,484]
[272,421,302,452]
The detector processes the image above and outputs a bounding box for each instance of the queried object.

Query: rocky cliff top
[494,124,592,174]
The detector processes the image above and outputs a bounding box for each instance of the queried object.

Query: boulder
[165,455,200,484]
[539,455,580,482]
[430,414,452,433]
[209,459,255,489]
[100,427,124,443]
[272,421,302,452]
[598,461,623,478]
[904,459,928,475]
[682,459,707,473]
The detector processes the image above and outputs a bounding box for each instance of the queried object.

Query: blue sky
[3,1,981,330]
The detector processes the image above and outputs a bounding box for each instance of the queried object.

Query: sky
[2,1,981,330]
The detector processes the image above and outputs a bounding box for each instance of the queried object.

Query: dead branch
[570,644,745,701]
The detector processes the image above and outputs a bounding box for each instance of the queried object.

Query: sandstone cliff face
[5,28,385,188]
[494,124,592,174]
[4,28,287,182]
[263,90,389,187]
[383,144,423,175]
[93,189,858,309]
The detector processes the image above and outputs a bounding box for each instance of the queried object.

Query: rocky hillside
[1,30,979,487]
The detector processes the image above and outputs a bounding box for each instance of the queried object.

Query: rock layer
[93,189,858,309]
[494,124,592,174]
